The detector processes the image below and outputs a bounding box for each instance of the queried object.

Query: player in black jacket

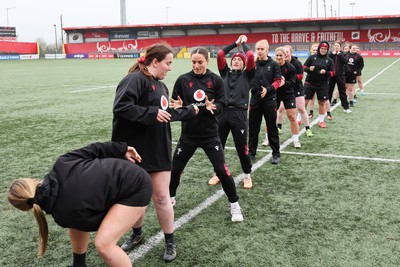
[303,41,335,129]
[248,39,282,164]
[274,47,301,148]
[328,40,351,113]
[207,35,255,189]
[169,47,244,222]
[112,43,197,262]
[344,44,364,107]
[8,142,152,267]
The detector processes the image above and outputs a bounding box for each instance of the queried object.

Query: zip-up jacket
[217,41,255,109]
[250,56,282,105]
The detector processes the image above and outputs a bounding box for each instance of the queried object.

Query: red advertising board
[0,41,37,54]
[64,28,400,56]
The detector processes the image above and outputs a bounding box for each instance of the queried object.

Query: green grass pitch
[0,57,400,266]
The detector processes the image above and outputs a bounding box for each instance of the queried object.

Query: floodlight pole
[6,7,16,27]
[60,15,64,45]
[54,24,58,59]
[349,2,356,16]
[166,7,171,23]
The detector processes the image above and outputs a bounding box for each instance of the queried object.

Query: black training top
[217,42,255,109]
[35,142,153,232]
[172,69,225,138]
[112,71,196,172]
[344,52,364,76]
[289,56,305,92]
[250,56,282,105]
[328,50,348,77]
[276,61,296,99]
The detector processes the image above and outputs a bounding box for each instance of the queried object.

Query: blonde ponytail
[8,178,49,256]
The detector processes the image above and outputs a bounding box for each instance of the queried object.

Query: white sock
[230,201,240,208]
[244,173,251,179]
[292,134,299,141]
[318,114,325,122]
[265,133,268,140]
[296,113,302,121]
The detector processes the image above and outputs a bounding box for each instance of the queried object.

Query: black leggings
[169,135,239,203]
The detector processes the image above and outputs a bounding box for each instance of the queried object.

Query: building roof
[63,14,400,33]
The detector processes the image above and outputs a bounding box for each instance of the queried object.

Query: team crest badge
[207,81,213,88]
[194,89,206,102]
[151,84,156,91]
[160,95,169,110]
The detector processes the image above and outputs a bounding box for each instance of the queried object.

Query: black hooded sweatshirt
[303,41,335,87]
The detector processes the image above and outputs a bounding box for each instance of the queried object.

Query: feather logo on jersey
[194,89,206,102]
[151,84,156,91]
[189,81,193,88]
[160,95,169,110]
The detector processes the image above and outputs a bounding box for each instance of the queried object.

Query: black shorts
[277,97,296,109]
[118,167,153,207]
[346,75,357,84]
[304,83,329,101]
[294,86,305,97]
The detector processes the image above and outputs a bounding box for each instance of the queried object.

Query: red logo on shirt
[189,81,193,88]
[207,81,213,89]
[193,89,206,102]
[160,95,168,110]
[151,84,156,91]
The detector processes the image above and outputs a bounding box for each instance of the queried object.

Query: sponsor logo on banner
[0,54,20,60]
[88,54,114,59]
[83,32,109,38]
[115,53,140,58]
[110,32,135,40]
[68,32,83,43]
[20,54,39,60]
[0,37,17,41]
[66,54,88,59]
[351,31,360,40]
[84,31,109,43]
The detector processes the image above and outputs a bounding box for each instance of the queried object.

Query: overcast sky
[1,0,399,44]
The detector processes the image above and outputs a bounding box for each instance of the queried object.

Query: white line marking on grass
[362,58,400,88]
[129,57,400,263]
[70,85,114,93]
[360,93,400,96]
[282,151,400,163]
[225,146,400,163]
